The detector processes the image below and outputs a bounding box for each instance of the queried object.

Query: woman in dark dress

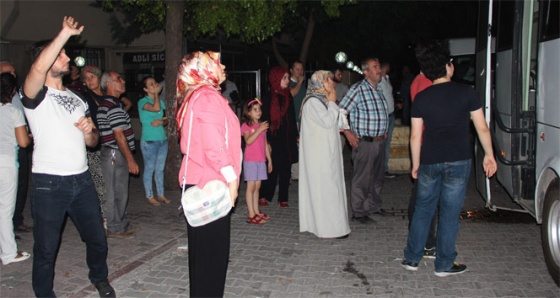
[259,66,299,208]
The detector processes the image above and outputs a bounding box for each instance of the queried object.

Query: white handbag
[181,108,232,227]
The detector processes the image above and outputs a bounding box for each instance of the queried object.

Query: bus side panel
[535,38,560,221]
[494,50,515,198]
[536,39,560,135]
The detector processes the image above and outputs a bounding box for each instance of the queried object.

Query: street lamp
[74,56,86,67]
[352,65,363,75]
[335,51,363,75]
[335,51,347,64]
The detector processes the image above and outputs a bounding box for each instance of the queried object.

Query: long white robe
[298,96,351,238]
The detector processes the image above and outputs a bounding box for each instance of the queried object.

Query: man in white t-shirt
[20,17,115,298]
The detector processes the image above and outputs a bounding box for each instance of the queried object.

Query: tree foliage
[100,0,351,44]
[98,0,352,188]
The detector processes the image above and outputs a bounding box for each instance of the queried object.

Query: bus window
[496,0,515,51]
[539,0,559,42]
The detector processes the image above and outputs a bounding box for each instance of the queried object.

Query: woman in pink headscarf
[176,51,241,297]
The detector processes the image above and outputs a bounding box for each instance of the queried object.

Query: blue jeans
[31,171,108,297]
[140,140,168,198]
[404,159,471,272]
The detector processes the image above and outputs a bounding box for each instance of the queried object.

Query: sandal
[246,215,265,225]
[157,196,171,204]
[258,198,268,207]
[147,197,160,206]
[256,213,270,220]
[4,251,30,265]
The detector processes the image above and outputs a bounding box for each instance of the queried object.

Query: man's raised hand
[62,16,84,36]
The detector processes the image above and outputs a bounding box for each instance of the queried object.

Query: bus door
[477,0,538,214]
[474,0,493,208]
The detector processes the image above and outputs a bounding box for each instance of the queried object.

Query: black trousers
[13,146,31,228]
[260,158,291,203]
[187,213,231,297]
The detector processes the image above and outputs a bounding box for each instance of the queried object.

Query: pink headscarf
[175,51,222,135]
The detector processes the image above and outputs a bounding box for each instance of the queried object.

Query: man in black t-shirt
[401,40,497,277]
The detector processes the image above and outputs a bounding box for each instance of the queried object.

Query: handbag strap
[181,109,194,195]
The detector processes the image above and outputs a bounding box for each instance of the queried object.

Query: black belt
[361,134,387,142]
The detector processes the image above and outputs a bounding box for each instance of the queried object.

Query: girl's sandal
[256,213,270,220]
[157,196,171,204]
[246,215,265,225]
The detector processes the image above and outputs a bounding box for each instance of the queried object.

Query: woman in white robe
[299,70,351,238]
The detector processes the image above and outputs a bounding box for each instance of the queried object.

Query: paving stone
[3,148,559,297]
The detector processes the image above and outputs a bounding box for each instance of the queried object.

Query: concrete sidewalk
[1,147,558,297]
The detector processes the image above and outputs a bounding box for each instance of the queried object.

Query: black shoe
[106,230,135,239]
[434,262,467,277]
[401,260,419,271]
[423,247,436,259]
[14,224,33,233]
[384,172,396,179]
[125,225,140,233]
[372,208,388,216]
[94,280,116,297]
[335,234,350,239]
[351,215,376,224]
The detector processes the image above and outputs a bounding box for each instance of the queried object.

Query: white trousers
[0,163,19,264]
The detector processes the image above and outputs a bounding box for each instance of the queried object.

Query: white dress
[298,96,351,238]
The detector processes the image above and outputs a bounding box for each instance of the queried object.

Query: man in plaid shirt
[339,57,389,224]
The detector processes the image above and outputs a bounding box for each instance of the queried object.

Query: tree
[99,0,351,188]
[272,0,352,67]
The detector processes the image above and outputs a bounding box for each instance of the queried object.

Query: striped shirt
[96,96,135,151]
[339,79,389,138]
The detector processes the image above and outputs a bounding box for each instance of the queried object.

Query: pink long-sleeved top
[178,86,242,188]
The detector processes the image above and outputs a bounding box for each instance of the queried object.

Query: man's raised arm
[23,16,84,99]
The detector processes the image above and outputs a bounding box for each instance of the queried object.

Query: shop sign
[124,52,165,64]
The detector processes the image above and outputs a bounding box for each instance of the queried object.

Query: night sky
[307,1,480,73]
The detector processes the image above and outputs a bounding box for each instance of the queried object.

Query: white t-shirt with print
[21,86,89,175]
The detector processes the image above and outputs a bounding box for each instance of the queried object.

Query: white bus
[474,0,560,285]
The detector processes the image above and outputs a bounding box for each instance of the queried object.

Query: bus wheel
[542,178,560,286]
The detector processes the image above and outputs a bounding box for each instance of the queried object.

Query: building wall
[1,0,165,76]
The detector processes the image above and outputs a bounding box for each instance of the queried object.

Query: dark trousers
[13,146,31,228]
[31,171,108,297]
[260,158,291,203]
[408,179,437,249]
[187,213,231,297]
[350,139,386,216]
